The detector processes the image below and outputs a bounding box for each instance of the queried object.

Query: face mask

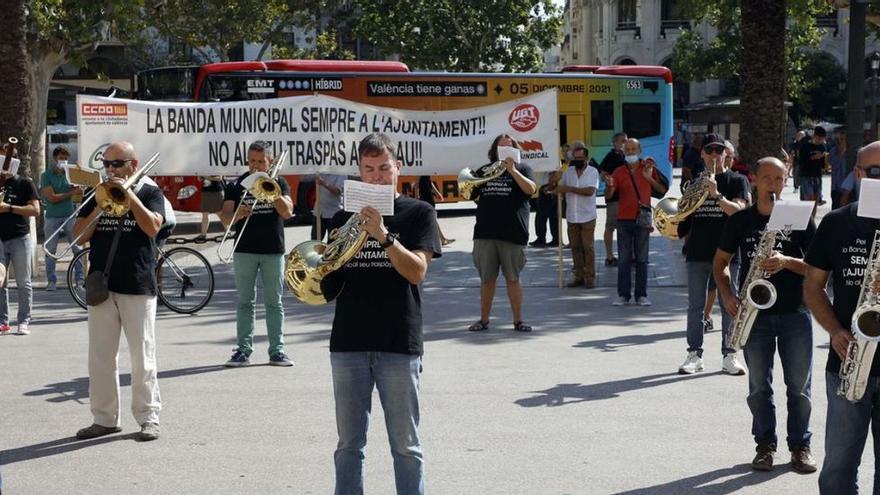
[571,160,586,169]
[625,154,640,164]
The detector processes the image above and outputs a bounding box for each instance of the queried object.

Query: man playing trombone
[713,157,817,473]
[73,141,166,441]
[220,141,294,367]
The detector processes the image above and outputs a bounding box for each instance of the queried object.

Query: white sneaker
[722,353,747,376]
[46,281,56,291]
[678,351,704,374]
[15,323,29,335]
[636,297,652,306]
[612,296,629,306]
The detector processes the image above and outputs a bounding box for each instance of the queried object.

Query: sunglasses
[102,159,132,168]
[858,164,880,178]
[704,144,725,155]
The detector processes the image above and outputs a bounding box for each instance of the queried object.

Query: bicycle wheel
[156,246,214,314]
[67,247,90,310]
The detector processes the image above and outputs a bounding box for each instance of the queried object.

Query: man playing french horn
[805,140,880,494]
[677,133,751,375]
[323,133,441,494]
[713,157,817,473]
[72,141,165,442]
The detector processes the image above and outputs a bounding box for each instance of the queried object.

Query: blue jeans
[799,176,822,200]
[617,220,649,300]
[331,352,424,495]
[742,311,812,450]
[819,372,880,494]
[43,215,83,283]
[232,253,285,357]
[686,261,734,356]
[0,235,33,325]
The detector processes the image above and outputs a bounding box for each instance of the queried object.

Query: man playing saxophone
[804,140,880,494]
[324,133,441,494]
[677,133,751,375]
[713,157,817,473]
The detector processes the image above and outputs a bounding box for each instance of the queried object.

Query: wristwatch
[379,232,398,249]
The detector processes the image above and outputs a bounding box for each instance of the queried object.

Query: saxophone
[728,225,787,351]
[838,229,880,402]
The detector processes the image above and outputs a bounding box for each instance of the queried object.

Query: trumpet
[51,153,161,257]
[217,149,288,264]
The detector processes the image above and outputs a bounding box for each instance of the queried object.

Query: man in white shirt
[555,142,599,288]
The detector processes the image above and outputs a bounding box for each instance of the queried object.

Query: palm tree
[0,0,32,161]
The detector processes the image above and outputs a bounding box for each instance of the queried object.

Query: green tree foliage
[272,29,355,60]
[671,0,830,109]
[353,0,562,72]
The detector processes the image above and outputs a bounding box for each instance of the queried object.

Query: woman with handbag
[605,139,668,307]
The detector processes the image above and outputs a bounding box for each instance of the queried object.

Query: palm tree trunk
[739,0,787,167]
[0,0,32,158]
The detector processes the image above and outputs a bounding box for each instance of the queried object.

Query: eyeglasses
[102,159,132,168]
[704,145,725,155]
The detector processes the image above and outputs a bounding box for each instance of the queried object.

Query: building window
[661,0,689,30]
[622,103,661,139]
[617,0,637,30]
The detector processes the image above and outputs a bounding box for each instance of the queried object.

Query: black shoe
[546,240,559,247]
[790,446,818,473]
[529,240,547,247]
[76,424,122,440]
[751,443,776,471]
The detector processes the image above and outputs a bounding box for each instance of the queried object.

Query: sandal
[604,257,618,266]
[468,320,489,332]
[513,321,532,332]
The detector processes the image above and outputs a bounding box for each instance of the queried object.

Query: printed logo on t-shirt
[345,237,393,269]
[693,197,725,220]
[96,215,139,234]
[839,236,870,287]
[481,175,515,197]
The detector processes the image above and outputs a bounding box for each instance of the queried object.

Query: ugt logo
[508,104,539,132]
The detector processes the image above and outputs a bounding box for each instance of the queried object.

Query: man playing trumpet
[713,157,817,472]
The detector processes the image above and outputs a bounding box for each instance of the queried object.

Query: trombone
[217,149,288,264]
[46,153,161,259]
[42,166,103,260]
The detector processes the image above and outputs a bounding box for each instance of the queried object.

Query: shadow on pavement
[23,365,227,404]
[0,433,139,466]
[573,330,685,352]
[515,372,720,407]
[612,463,788,494]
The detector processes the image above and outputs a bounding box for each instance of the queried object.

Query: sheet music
[497,146,521,164]
[0,155,20,176]
[343,180,395,216]
[857,179,880,219]
[767,200,814,231]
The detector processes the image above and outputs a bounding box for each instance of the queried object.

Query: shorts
[200,190,224,212]
[473,239,526,282]
[799,176,822,200]
[605,201,618,230]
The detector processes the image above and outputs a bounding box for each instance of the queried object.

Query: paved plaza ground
[1,174,872,494]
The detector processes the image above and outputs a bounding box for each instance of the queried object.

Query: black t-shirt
[718,205,815,314]
[328,196,442,355]
[798,140,827,178]
[599,149,625,204]
[0,176,38,241]
[678,170,751,262]
[78,182,165,295]
[472,163,534,245]
[224,171,291,254]
[805,203,880,375]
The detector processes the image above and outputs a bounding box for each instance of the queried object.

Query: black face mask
[571,160,586,169]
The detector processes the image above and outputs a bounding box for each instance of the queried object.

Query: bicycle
[67,244,215,314]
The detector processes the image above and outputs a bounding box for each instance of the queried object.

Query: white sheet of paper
[767,200,814,231]
[857,179,880,219]
[0,155,20,176]
[343,180,395,216]
[241,171,268,190]
[497,146,521,164]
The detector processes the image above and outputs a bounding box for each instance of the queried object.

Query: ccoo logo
[508,104,539,132]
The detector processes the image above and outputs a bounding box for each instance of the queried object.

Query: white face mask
[624,154,640,164]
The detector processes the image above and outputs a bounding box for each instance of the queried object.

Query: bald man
[805,141,880,493]
[713,157,817,473]
[73,141,165,442]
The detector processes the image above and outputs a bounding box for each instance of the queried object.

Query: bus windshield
[137,67,199,101]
